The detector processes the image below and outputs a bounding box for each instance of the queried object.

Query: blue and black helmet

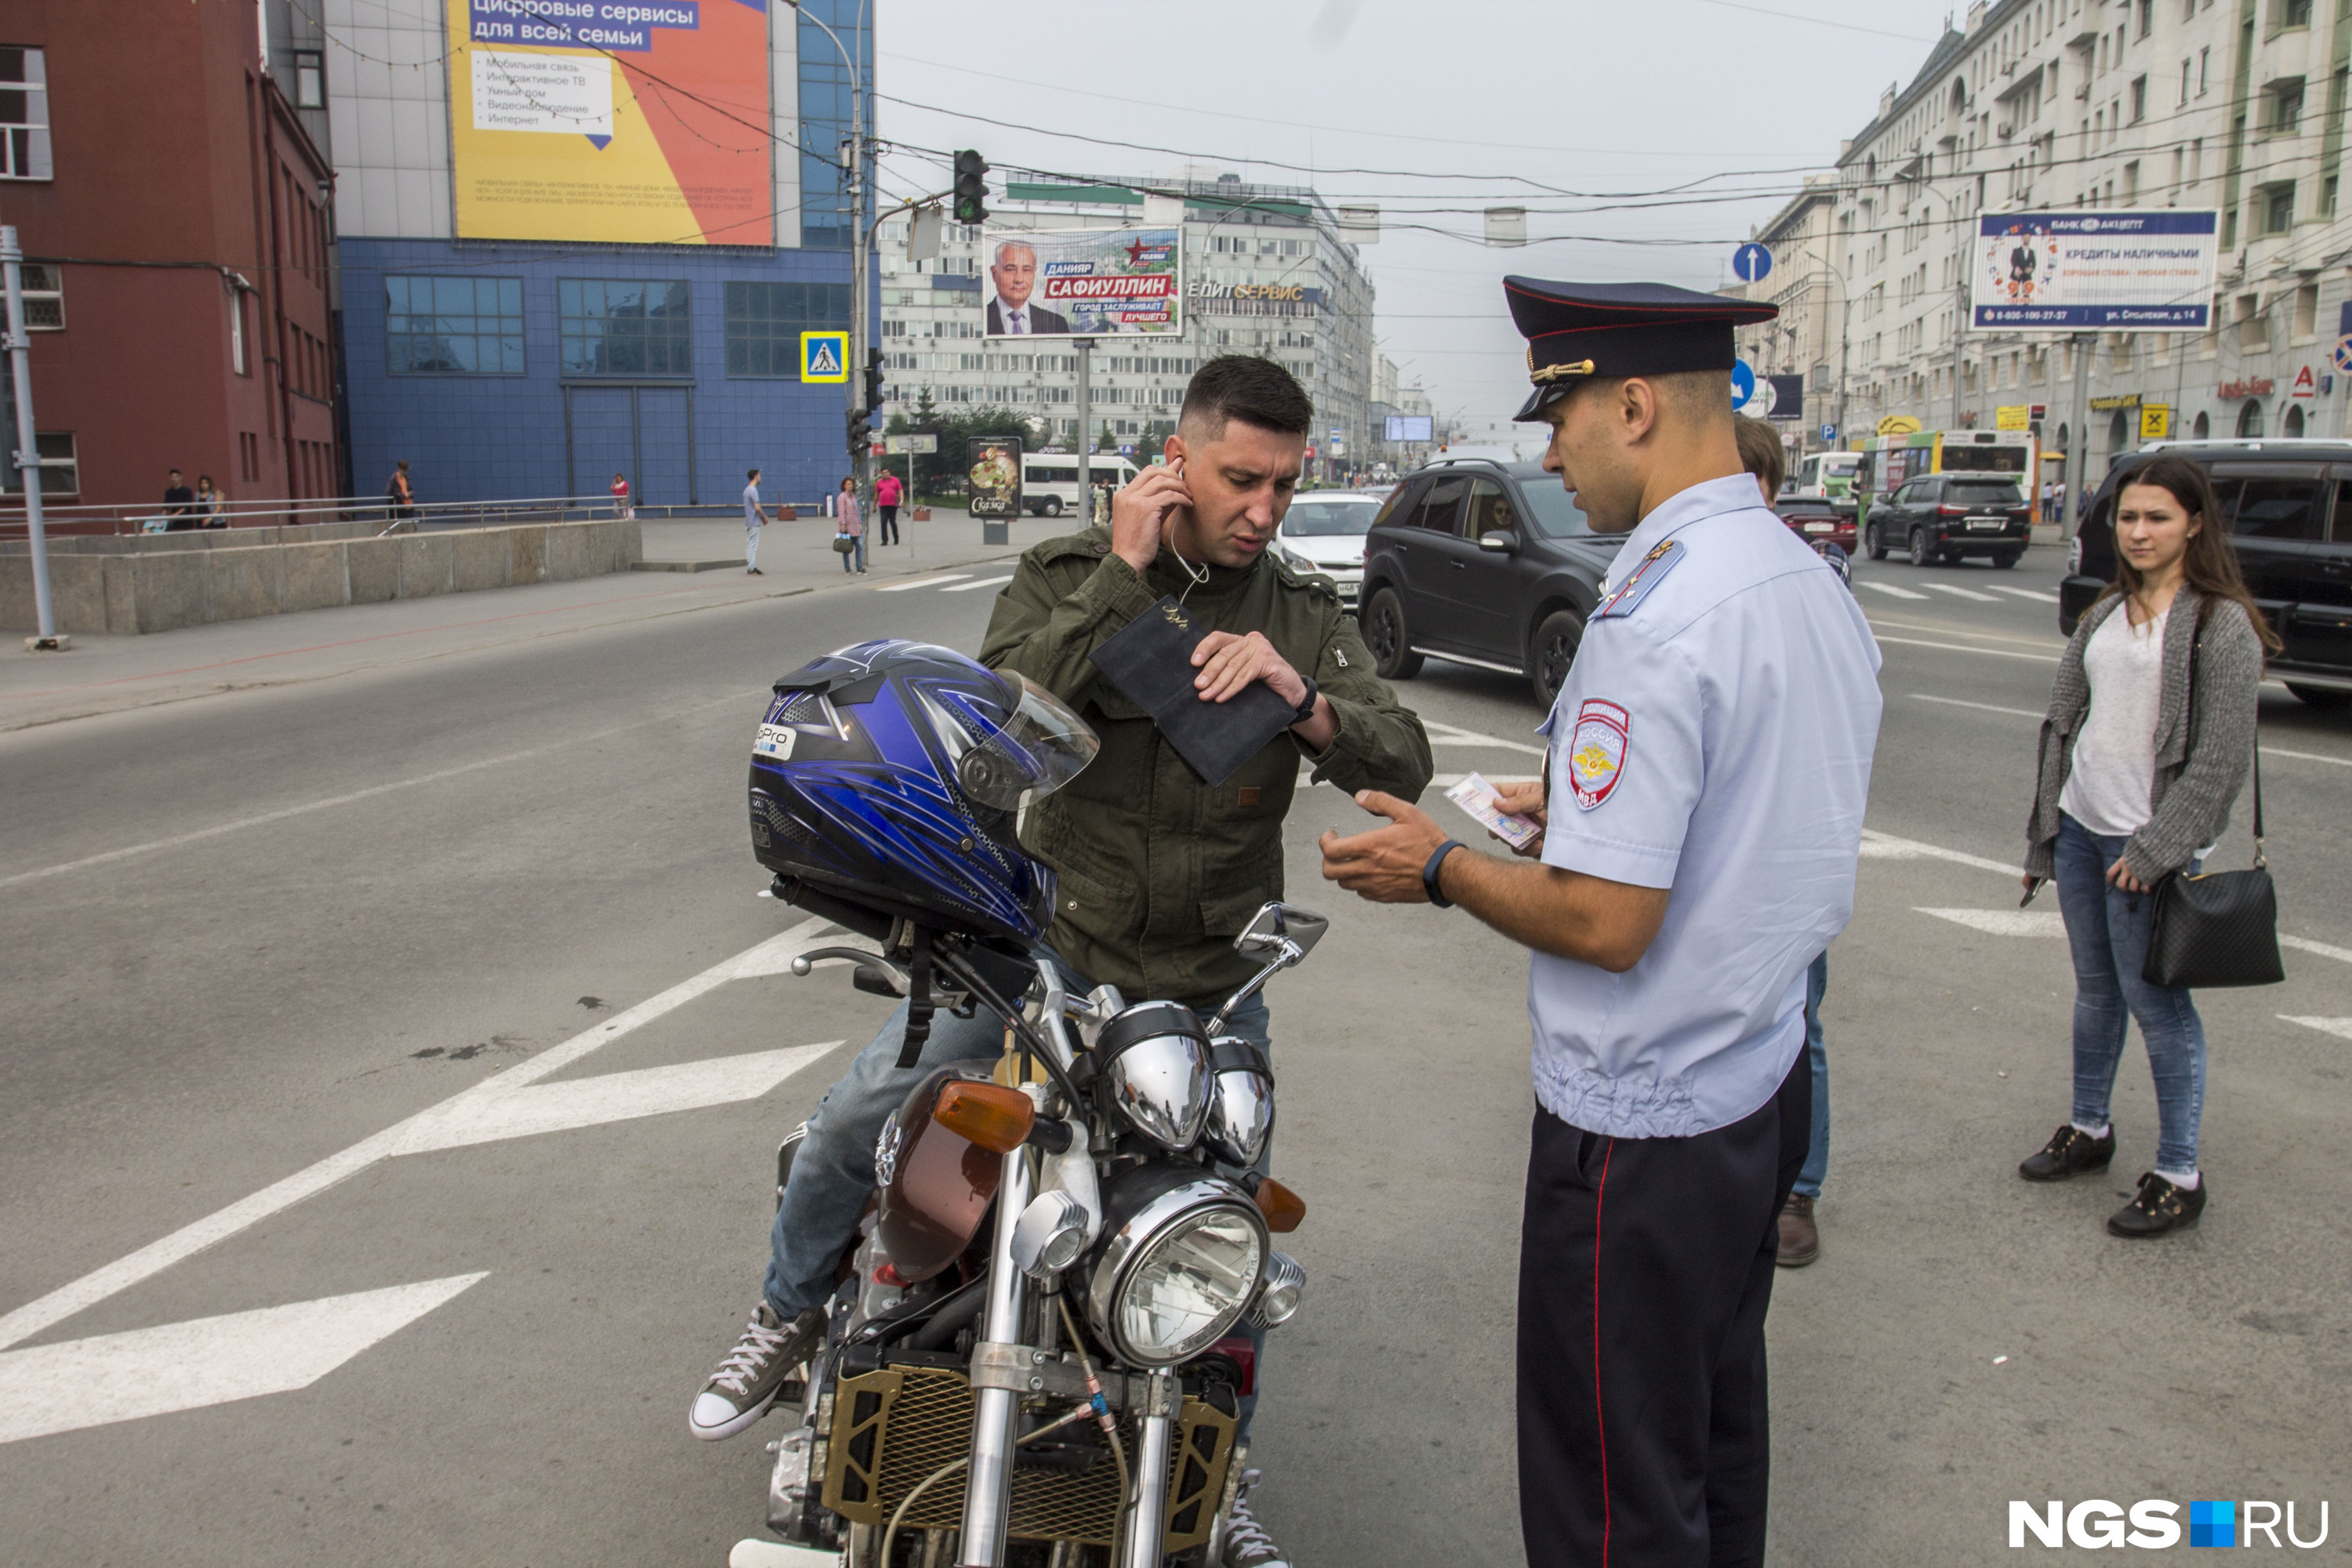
[748,641,1098,944]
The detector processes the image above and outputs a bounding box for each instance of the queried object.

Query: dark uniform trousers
[1517,1048,1811,1568]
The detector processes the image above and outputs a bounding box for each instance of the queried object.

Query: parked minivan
[1018,452,1138,518]
[2060,438,2352,708]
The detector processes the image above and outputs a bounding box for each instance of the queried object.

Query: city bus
[1853,429,2038,528]
[1791,451,1860,500]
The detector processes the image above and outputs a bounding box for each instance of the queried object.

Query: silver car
[1270,490,1385,608]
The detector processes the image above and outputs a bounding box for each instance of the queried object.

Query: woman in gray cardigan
[2019,455,2277,1238]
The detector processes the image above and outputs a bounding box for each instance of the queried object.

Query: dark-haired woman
[2020,456,2278,1237]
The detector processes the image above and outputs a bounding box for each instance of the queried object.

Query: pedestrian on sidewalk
[2019,455,2276,1238]
[611,471,633,521]
[163,469,197,531]
[742,468,768,575]
[873,467,902,545]
[386,460,417,530]
[835,476,866,573]
[1736,416,1830,1268]
[195,474,228,528]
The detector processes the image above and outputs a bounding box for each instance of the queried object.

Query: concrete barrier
[0,519,642,633]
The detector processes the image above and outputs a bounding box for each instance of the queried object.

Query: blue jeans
[840,533,866,572]
[764,949,1273,1316]
[2053,813,2209,1175]
[1792,953,1830,1200]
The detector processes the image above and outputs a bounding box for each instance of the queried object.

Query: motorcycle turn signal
[1244,1174,1307,1233]
[931,1080,1035,1153]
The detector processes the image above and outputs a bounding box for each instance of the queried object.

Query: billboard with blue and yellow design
[447,0,772,245]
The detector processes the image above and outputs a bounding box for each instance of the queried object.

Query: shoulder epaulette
[1595,538,1686,619]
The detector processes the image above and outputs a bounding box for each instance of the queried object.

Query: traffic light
[953,150,989,225]
[847,408,869,457]
[863,347,884,415]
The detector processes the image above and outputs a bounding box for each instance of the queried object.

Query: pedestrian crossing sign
[800,331,849,383]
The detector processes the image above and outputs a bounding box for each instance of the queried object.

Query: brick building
[0,0,337,516]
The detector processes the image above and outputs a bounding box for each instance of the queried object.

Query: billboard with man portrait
[1969,211,2219,332]
[983,227,1183,339]
[445,0,773,245]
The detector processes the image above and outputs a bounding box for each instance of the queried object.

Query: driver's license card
[1444,771,1541,849]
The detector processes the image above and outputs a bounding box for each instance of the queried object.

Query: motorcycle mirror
[1233,902,1330,960]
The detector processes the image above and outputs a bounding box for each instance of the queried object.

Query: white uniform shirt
[1530,474,1883,1139]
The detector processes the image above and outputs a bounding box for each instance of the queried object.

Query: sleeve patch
[1595,538,1685,619]
[1566,699,1630,809]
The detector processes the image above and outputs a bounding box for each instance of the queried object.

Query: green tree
[1138,419,1175,466]
[921,406,1039,499]
[1095,421,1117,452]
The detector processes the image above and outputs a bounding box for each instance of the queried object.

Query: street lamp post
[784,1,869,512]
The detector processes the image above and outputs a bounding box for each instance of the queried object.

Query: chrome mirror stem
[1202,942,1299,1036]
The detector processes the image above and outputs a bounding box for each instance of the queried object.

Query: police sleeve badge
[1566,699,1630,809]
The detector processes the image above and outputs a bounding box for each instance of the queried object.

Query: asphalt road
[2,544,2348,1566]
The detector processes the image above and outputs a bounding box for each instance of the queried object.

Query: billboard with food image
[983,227,1183,339]
[967,438,1022,519]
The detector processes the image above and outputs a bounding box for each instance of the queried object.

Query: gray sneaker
[1219,1468,1291,1568]
[688,1302,825,1440]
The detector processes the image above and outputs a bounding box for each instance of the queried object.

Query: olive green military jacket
[978,526,1432,1004]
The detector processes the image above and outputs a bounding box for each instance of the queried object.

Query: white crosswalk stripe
[1915,907,2065,938]
[1857,580,1929,600]
[2280,1015,2352,1040]
[1990,585,2060,602]
[1924,583,2001,602]
[878,573,970,592]
[941,574,1016,593]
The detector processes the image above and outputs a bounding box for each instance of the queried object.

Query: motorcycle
[735,883,1324,1568]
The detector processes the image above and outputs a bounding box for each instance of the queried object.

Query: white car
[1270,490,1386,608]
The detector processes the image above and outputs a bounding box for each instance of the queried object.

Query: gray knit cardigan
[2024,586,2262,884]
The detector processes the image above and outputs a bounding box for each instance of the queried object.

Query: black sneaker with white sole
[688,1302,826,1441]
[1219,1468,1292,1568]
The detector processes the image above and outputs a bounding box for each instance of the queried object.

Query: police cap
[1505,277,1777,422]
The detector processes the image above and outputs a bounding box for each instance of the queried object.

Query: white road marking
[1857,581,1930,601]
[0,1274,488,1446]
[2282,935,2352,965]
[1422,720,1548,757]
[1873,633,2059,662]
[2264,745,2352,768]
[1990,586,2060,602]
[940,575,1016,593]
[1857,829,2022,876]
[0,917,837,1355]
[1925,583,2001,602]
[0,695,749,892]
[391,1042,842,1156]
[877,574,971,592]
[2280,1015,2352,1040]
[1914,693,2045,719]
[1915,907,2067,938]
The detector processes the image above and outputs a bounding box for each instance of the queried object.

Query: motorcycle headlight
[1201,1036,1276,1168]
[1247,1250,1305,1330]
[1091,1002,1212,1150]
[1087,1167,1268,1367]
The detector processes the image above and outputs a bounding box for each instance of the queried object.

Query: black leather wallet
[1087,594,1298,786]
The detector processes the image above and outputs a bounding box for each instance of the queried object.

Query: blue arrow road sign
[1733,242,1773,283]
[2333,335,2352,375]
[1730,359,1757,410]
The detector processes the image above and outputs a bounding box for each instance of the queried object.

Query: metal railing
[0,494,624,541]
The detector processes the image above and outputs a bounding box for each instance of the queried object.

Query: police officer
[1319,279,1882,1567]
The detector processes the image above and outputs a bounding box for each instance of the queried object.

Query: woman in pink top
[836,477,866,573]
[873,468,902,546]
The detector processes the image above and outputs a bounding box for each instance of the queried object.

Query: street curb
[632,559,742,574]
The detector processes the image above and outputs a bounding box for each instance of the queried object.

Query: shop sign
[1996,405,2032,430]
[2089,394,2140,410]
[2140,404,2171,440]
[2291,365,2318,400]
[2218,377,2275,399]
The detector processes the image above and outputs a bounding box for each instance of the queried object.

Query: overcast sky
[875,0,1966,429]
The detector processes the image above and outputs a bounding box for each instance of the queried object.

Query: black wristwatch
[1423,839,1464,908]
[1289,675,1320,727]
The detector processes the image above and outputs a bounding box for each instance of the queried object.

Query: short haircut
[746,467,760,480]
[1732,415,1784,497]
[1178,354,1313,440]
[992,239,1036,267]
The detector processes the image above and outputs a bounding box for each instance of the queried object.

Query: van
[1018,452,1139,518]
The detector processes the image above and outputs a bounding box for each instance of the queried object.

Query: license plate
[1802,521,1834,534]
[1965,517,2005,532]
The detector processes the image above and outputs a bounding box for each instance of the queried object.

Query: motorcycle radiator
[821,1363,1236,1548]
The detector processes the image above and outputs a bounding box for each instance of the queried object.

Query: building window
[723,280,851,378]
[386,275,524,375]
[16,261,60,328]
[2263,182,2296,234]
[2237,399,2263,437]
[2283,0,2312,24]
[2272,80,2304,132]
[292,49,325,109]
[2131,75,2147,121]
[558,279,691,376]
[1,424,76,495]
[0,46,51,180]
[2138,0,2153,33]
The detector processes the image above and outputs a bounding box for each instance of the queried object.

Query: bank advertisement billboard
[447,0,772,245]
[983,228,1182,338]
[1970,211,2218,331]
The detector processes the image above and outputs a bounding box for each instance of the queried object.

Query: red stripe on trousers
[1594,1138,1614,1566]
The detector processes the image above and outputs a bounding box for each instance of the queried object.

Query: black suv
[1862,474,2035,568]
[1358,459,1624,706]
[2060,439,2352,709]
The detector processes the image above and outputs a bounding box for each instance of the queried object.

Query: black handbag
[2142,612,2284,989]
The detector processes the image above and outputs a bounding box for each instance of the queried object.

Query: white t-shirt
[2060,603,2168,837]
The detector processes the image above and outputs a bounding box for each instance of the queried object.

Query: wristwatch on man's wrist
[1289,675,1320,727]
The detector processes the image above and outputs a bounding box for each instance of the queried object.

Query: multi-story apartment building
[872,174,1377,480]
[1738,0,2352,480]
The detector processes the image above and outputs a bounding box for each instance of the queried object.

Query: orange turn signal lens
[933,1080,1036,1154]
[1251,1176,1307,1234]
